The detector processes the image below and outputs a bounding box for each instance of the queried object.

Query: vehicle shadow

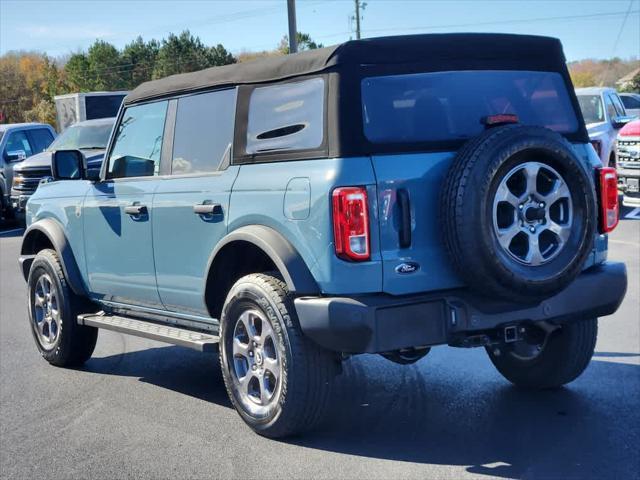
[83,346,639,479]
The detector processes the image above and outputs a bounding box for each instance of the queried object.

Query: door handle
[193,203,223,216]
[124,204,148,216]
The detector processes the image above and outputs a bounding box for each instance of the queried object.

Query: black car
[10,117,115,221]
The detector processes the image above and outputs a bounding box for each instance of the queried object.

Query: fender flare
[207,225,320,296]
[20,218,87,296]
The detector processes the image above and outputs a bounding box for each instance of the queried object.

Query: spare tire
[440,125,596,302]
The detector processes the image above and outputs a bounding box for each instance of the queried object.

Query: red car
[617,119,640,207]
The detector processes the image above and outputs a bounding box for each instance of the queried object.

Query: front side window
[603,94,617,119]
[578,95,604,124]
[362,70,579,144]
[107,101,168,178]
[4,131,33,159]
[172,89,236,174]
[609,94,626,116]
[246,77,324,154]
[29,128,55,153]
[49,122,113,151]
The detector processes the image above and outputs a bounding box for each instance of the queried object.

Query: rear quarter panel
[229,157,383,294]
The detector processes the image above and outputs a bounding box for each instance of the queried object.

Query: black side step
[78,312,219,352]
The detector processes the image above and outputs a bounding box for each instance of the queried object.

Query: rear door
[83,100,169,308]
[362,70,581,295]
[152,89,239,316]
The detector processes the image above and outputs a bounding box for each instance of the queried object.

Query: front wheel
[219,273,336,438]
[27,249,98,367]
[486,318,597,389]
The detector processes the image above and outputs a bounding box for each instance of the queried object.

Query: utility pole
[287,0,298,53]
[353,0,366,40]
[354,0,361,39]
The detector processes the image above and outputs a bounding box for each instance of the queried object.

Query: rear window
[361,70,578,144]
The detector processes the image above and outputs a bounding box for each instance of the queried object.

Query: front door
[83,100,169,308]
[152,89,239,316]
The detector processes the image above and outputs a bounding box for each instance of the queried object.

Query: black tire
[219,273,336,438]
[27,249,98,367]
[440,125,597,301]
[487,319,598,389]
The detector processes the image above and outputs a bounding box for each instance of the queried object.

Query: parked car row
[0,123,56,223]
[10,118,114,222]
[575,87,636,167]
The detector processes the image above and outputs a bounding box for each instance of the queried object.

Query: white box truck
[54,91,128,131]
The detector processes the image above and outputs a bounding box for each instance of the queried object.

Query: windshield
[577,95,605,124]
[48,122,113,151]
[361,70,579,144]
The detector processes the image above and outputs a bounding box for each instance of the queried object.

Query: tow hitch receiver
[504,325,522,343]
[504,325,520,343]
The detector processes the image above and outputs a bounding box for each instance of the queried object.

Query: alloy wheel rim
[33,273,60,349]
[230,309,281,410]
[492,161,573,266]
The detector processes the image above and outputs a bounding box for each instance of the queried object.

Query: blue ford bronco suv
[19,34,627,438]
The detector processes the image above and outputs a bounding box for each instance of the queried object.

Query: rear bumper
[294,261,627,353]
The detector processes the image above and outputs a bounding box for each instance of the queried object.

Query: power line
[362,10,640,35]
[612,1,635,57]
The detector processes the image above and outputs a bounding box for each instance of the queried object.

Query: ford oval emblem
[395,262,420,274]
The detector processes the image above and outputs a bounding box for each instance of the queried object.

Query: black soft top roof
[124,33,566,105]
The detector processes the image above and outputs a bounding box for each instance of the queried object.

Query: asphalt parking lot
[0,210,638,480]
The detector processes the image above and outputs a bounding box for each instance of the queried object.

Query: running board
[78,312,219,352]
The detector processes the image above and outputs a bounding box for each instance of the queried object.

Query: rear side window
[361,70,579,144]
[107,101,168,178]
[172,89,236,174]
[28,128,55,153]
[246,77,324,154]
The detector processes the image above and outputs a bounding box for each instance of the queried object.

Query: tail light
[591,140,602,157]
[332,187,370,261]
[598,167,619,233]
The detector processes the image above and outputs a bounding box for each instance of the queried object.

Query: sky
[0,0,639,62]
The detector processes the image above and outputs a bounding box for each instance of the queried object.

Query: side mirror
[52,150,86,180]
[612,115,634,129]
[5,150,26,162]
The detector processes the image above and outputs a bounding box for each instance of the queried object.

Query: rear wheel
[28,249,98,367]
[486,318,597,389]
[219,273,336,438]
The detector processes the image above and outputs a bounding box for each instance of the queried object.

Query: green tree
[153,30,212,79]
[207,44,236,67]
[87,40,124,90]
[121,36,160,89]
[279,32,324,54]
[64,52,91,91]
